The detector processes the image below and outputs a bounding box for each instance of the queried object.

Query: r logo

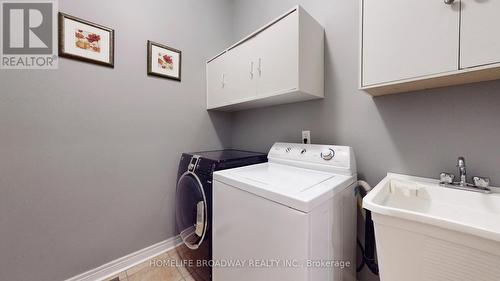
[2,2,53,54]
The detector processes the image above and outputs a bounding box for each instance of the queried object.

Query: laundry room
[1,0,499,281]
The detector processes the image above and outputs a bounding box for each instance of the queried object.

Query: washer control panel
[268,142,355,173]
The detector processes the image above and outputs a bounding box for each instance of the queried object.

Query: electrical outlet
[302,130,311,144]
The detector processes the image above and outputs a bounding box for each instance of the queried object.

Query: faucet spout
[439,156,491,193]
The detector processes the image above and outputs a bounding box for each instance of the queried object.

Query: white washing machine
[212,142,357,281]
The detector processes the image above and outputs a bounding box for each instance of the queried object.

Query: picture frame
[147,40,182,81]
[58,12,115,67]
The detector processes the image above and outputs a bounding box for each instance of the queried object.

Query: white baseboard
[65,235,182,281]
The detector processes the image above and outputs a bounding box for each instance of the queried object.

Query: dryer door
[176,172,208,250]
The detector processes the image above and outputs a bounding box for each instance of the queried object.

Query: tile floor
[103,246,196,281]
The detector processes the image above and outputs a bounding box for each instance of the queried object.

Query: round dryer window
[175,172,208,250]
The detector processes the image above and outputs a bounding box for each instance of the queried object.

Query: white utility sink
[363,173,500,281]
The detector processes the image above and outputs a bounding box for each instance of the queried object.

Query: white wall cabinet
[361,0,500,96]
[362,0,459,86]
[206,6,324,111]
[206,52,228,108]
[460,0,500,69]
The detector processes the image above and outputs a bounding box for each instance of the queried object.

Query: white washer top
[213,142,357,212]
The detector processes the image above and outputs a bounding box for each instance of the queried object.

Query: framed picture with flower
[58,12,115,67]
[147,41,181,81]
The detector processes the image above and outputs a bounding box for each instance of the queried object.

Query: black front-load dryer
[175,149,267,281]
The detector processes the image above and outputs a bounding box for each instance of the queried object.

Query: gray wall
[0,1,233,280]
[229,0,500,280]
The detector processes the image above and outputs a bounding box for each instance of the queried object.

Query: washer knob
[321,148,335,160]
[285,147,292,153]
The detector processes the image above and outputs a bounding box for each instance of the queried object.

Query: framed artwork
[147,40,181,81]
[58,12,115,67]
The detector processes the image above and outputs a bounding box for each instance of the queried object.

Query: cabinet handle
[250,61,254,79]
[444,0,454,4]
[257,58,262,77]
[221,73,226,88]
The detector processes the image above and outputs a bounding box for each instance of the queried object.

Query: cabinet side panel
[298,7,325,98]
[206,62,210,108]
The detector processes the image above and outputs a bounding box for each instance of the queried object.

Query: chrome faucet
[457,156,467,186]
[439,156,491,194]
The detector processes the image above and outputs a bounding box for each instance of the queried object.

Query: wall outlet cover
[302,130,311,144]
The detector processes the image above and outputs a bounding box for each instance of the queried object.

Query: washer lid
[213,163,355,212]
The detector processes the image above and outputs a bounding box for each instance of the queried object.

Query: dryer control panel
[268,142,356,176]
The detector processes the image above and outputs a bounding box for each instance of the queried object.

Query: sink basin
[363,173,500,281]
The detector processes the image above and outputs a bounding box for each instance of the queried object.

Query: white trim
[65,236,182,281]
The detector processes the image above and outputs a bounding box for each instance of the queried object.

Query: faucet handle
[440,172,455,184]
[472,176,490,188]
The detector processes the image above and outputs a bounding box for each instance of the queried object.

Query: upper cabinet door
[255,11,299,96]
[225,36,258,103]
[460,0,500,69]
[362,0,460,86]
[206,53,227,109]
